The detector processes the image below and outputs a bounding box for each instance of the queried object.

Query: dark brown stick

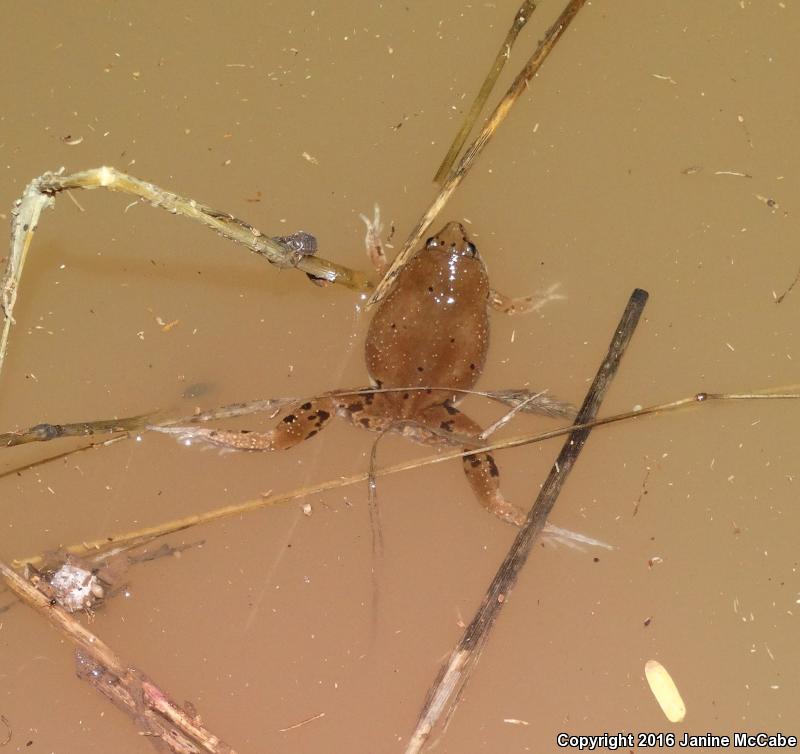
[404,288,649,753]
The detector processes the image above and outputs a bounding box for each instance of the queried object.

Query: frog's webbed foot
[487,388,577,420]
[150,397,336,451]
[489,282,565,315]
[359,204,389,276]
[543,524,614,552]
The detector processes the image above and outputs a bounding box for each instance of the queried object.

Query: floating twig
[0,559,237,754]
[0,396,300,448]
[0,167,373,379]
[0,412,154,447]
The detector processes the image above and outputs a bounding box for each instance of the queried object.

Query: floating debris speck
[645,659,686,723]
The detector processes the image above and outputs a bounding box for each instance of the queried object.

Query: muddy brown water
[0,2,798,752]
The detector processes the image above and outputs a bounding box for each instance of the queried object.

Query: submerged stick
[370,0,588,308]
[404,288,649,754]
[0,559,237,753]
[433,0,538,184]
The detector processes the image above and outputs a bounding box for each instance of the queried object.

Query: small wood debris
[651,73,677,84]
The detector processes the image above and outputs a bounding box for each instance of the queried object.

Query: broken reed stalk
[370,0,588,308]
[403,288,649,754]
[0,412,154,447]
[10,385,799,570]
[0,168,372,380]
[0,560,237,754]
[0,397,299,448]
[433,0,539,184]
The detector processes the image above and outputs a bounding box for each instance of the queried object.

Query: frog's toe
[490,497,527,527]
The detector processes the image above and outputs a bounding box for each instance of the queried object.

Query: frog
[163,221,559,527]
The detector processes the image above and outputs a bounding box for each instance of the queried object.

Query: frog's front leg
[489,283,565,315]
[156,397,337,451]
[360,205,389,276]
[412,403,527,527]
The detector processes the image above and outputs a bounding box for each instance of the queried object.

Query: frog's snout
[425,221,479,258]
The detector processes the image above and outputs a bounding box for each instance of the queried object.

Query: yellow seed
[645,659,686,723]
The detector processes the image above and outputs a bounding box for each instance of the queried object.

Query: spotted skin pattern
[201,222,526,526]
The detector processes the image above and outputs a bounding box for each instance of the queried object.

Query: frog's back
[365,223,490,415]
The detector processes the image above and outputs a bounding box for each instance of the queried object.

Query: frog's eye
[425,235,440,250]
[464,241,477,257]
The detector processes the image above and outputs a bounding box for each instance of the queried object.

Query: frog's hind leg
[153,397,337,451]
[413,404,526,527]
[410,406,613,550]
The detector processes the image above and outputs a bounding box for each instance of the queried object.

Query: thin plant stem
[11,384,798,571]
[0,167,372,381]
[434,1,538,184]
[370,0,589,308]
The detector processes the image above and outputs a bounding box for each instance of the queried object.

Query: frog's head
[425,222,479,259]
